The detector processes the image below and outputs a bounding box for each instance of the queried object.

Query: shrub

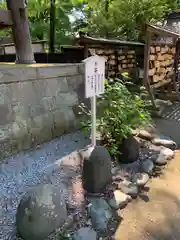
[80,78,151,159]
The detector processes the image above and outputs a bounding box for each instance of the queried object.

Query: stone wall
[0,63,85,160]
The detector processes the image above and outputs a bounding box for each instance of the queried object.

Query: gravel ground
[0,131,90,240]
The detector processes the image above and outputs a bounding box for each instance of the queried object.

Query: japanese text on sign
[83,55,106,98]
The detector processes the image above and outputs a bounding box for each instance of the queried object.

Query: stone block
[43,77,69,97]
[37,64,79,79]
[55,92,79,109]
[0,84,11,104]
[30,113,54,146]
[12,102,30,121]
[52,108,76,137]
[41,97,56,112]
[66,75,84,91]
[0,138,19,160]
[0,66,37,83]
[10,82,39,105]
[32,80,47,100]
[0,124,12,142]
[29,104,45,118]
[0,103,13,125]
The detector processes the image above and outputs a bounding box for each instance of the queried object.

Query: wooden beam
[0,9,12,25]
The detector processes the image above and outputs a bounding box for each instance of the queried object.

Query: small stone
[108,190,129,209]
[118,180,139,199]
[141,159,154,175]
[72,227,97,240]
[161,147,175,160]
[154,147,174,166]
[88,198,112,231]
[132,173,149,187]
[152,138,177,150]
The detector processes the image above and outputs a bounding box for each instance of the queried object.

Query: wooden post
[143,31,157,109]
[173,38,180,101]
[6,0,35,64]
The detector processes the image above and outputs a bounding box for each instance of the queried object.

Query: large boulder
[16,184,67,240]
[119,136,140,163]
[81,146,112,193]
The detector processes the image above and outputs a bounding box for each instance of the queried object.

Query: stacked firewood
[89,47,136,76]
[148,45,175,86]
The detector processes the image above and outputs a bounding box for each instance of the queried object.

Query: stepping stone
[132,173,149,187]
[108,190,129,210]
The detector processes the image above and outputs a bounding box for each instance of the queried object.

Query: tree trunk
[6,0,35,64]
[49,0,56,53]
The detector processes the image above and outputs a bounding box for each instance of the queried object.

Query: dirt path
[115,151,180,240]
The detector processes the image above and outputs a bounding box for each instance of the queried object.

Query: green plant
[80,78,151,159]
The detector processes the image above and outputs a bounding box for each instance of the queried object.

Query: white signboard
[83,55,106,98]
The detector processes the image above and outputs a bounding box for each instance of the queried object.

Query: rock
[119,135,140,163]
[16,184,67,240]
[108,190,129,209]
[161,147,175,160]
[132,173,149,187]
[72,227,97,240]
[141,159,154,175]
[82,146,112,193]
[152,138,177,150]
[88,198,112,231]
[154,147,175,166]
[132,129,153,141]
[118,180,139,199]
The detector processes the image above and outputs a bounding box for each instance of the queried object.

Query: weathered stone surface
[82,146,112,193]
[41,97,56,112]
[0,84,11,104]
[152,138,177,150]
[0,67,37,83]
[141,159,154,175]
[109,190,129,209]
[55,92,79,108]
[119,135,139,163]
[72,227,97,240]
[118,180,139,198]
[37,64,79,79]
[88,198,112,231]
[0,64,84,159]
[16,184,67,240]
[132,173,149,187]
[0,103,13,125]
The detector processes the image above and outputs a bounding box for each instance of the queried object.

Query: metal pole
[91,95,96,146]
